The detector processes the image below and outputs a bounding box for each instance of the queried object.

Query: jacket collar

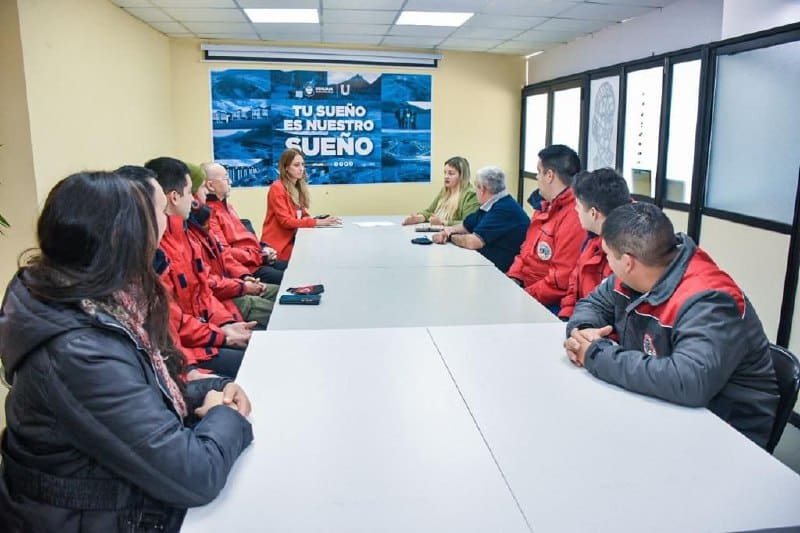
[540,186,573,214]
[165,214,187,234]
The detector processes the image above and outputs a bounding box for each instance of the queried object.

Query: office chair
[240,218,257,236]
[766,343,800,454]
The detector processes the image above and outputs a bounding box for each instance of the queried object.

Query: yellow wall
[169,39,525,225]
[699,216,789,343]
[0,0,38,291]
[16,0,174,203]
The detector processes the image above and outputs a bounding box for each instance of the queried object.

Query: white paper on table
[353,221,395,227]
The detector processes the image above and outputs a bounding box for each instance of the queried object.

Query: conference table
[183,216,800,532]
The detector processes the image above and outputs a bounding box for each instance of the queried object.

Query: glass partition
[622,66,663,197]
[523,92,548,174]
[664,60,701,204]
[705,39,800,224]
[551,86,581,153]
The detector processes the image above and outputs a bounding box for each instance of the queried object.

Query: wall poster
[587,75,619,171]
[210,69,432,187]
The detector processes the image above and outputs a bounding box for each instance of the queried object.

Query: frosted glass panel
[706,39,800,224]
[664,60,700,204]
[524,93,548,173]
[551,87,581,153]
[588,76,619,171]
[622,66,663,197]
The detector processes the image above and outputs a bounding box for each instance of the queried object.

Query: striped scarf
[79,288,188,419]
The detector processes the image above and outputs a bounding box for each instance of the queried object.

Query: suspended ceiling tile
[162,8,247,22]
[237,0,320,7]
[182,21,256,33]
[461,14,547,30]
[402,0,488,11]
[387,25,454,38]
[557,3,655,22]
[150,0,237,7]
[514,28,580,43]
[256,25,323,40]
[196,33,260,40]
[147,21,190,33]
[323,23,391,35]
[380,35,443,48]
[323,0,404,10]
[124,7,173,22]
[438,38,506,50]
[321,10,398,24]
[321,34,386,45]
[493,40,559,52]
[536,17,612,33]
[448,26,523,40]
[481,0,579,18]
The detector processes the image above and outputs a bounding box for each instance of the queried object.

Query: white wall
[527,0,723,84]
[722,0,800,39]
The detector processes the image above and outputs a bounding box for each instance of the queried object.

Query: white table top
[269,264,557,330]
[289,215,493,268]
[182,328,529,533]
[431,322,800,532]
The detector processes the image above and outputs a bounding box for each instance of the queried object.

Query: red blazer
[206,195,262,270]
[558,234,612,319]
[260,179,315,261]
[506,187,585,306]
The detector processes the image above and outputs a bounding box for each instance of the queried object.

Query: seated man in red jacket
[201,162,287,285]
[507,144,585,314]
[558,168,631,319]
[145,157,256,379]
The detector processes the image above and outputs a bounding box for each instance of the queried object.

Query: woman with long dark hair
[0,171,253,532]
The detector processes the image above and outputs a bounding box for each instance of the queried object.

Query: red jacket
[260,179,316,261]
[558,234,611,319]
[158,215,240,363]
[187,215,249,303]
[507,187,585,306]
[206,195,263,271]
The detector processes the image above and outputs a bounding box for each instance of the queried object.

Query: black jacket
[567,234,778,448]
[0,274,253,532]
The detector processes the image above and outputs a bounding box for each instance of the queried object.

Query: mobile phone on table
[314,214,330,220]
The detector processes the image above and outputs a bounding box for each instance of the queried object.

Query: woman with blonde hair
[260,148,341,261]
[403,156,480,226]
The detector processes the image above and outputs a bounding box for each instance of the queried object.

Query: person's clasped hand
[564,325,613,367]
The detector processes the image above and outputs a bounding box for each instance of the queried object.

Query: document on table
[353,221,395,227]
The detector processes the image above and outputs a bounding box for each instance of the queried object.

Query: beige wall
[664,208,689,235]
[169,39,525,225]
[16,0,174,203]
[0,0,38,291]
[699,216,789,343]
[1,0,174,285]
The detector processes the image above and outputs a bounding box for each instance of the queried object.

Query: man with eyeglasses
[564,202,779,449]
[203,162,288,285]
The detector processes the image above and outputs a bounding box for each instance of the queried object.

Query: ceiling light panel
[396,11,474,27]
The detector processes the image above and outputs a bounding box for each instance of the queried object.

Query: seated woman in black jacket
[0,171,253,532]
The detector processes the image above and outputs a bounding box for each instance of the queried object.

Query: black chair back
[766,343,800,453]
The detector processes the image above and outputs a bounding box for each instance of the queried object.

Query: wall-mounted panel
[622,66,663,198]
[587,75,619,171]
